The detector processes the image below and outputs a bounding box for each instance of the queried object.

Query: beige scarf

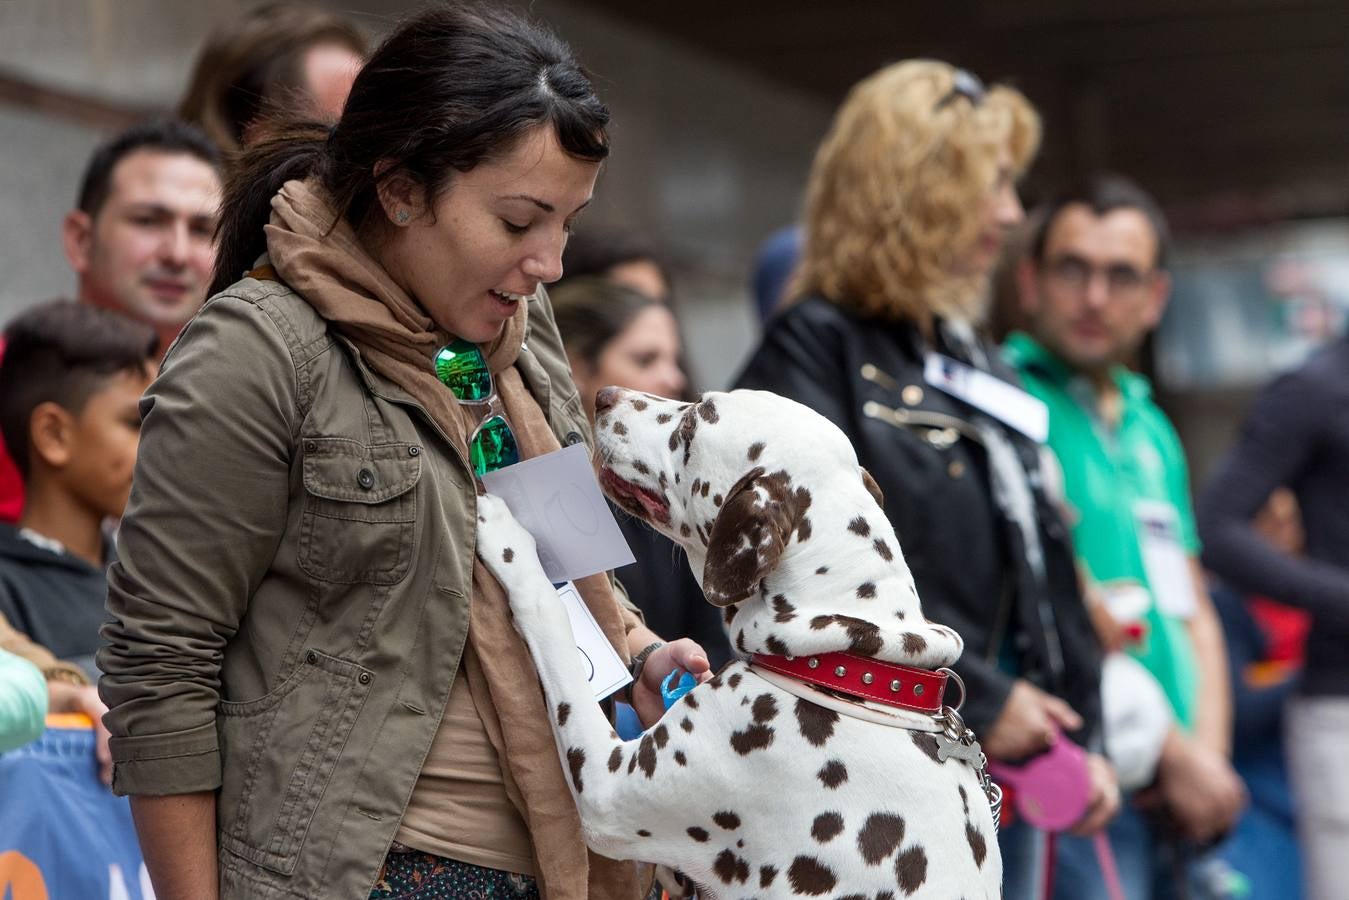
[265,179,640,900]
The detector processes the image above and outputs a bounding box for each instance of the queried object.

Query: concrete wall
[0,0,833,388]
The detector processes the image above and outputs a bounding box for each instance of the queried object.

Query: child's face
[64,367,156,521]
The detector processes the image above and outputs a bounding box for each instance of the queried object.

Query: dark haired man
[62,119,223,355]
[1005,175,1244,898]
[0,120,222,524]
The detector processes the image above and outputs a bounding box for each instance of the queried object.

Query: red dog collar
[751,651,948,714]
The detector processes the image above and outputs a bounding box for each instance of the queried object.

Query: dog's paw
[475,493,542,588]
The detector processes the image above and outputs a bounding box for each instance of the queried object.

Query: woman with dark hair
[551,278,730,670]
[98,7,709,899]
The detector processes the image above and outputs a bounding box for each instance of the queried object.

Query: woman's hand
[630,638,712,728]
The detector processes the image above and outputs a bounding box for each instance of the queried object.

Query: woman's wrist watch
[624,641,666,702]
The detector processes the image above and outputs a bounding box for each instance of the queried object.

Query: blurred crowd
[0,4,1343,900]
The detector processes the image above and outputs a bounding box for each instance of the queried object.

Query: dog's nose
[595,386,622,414]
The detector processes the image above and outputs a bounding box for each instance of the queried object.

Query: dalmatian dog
[475,387,1001,898]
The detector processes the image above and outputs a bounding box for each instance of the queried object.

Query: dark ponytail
[211,3,610,296]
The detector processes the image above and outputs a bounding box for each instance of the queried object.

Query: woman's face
[965,144,1023,277]
[576,304,687,418]
[376,125,601,343]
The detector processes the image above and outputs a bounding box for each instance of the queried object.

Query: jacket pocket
[298,436,421,584]
[217,648,374,876]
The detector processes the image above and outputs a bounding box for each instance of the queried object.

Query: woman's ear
[373,160,426,227]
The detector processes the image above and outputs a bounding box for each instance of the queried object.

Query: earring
[395,209,410,225]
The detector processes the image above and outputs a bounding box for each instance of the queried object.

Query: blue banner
[0,719,152,899]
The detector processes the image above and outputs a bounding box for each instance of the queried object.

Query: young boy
[0,300,157,682]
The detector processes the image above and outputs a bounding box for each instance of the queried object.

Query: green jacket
[99,274,604,899]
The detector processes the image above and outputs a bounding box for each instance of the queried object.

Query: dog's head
[594,387,962,668]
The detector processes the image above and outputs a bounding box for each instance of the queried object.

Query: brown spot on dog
[713,493,723,506]
[748,441,765,461]
[714,811,741,830]
[816,565,829,575]
[894,610,907,621]
[765,634,790,655]
[967,822,987,867]
[958,784,969,813]
[773,594,798,622]
[632,460,650,476]
[637,828,651,836]
[637,732,658,778]
[787,856,837,895]
[691,478,702,495]
[910,732,942,763]
[848,516,871,537]
[857,582,877,599]
[723,605,738,626]
[680,523,692,537]
[687,826,709,842]
[680,716,694,733]
[654,724,670,749]
[873,538,894,561]
[736,629,749,654]
[566,747,585,793]
[811,812,844,843]
[607,746,623,772]
[902,632,928,655]
[795,698,839,746]
[656,412,672,424]
[632,399,648,411]
[702,481,712,497]
[857,813,906,864]
[895,846,927,894]
[612,421,627,436]
[674,750,687,766]
[728,672,743,690]
[627,752,638,775]
[502,548,514,563]
[730,722,774,754]
[684,693,699,710]
[556,702,570,726]
[759,864,777,888]
[751,693,779,723]
[668,429,680,452]
[797,517,813,542]
[809,614,884,656]
[697,399,720,423]
[817,760,848,789]
[713,849,749,885]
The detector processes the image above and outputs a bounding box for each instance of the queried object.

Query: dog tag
[934,733,985,767]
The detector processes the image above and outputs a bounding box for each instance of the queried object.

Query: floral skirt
[370,848,540,899]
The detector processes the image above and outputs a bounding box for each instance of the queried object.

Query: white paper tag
[481,443,636,583]
[554,580,633,701]
[924,353,1049,443]
[1133,500,1197,620]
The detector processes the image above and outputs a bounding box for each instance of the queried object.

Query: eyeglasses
[433,338,521,475]
[1044,255,1155,297]
[935,69,986,111]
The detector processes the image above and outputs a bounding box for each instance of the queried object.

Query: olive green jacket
[99,274,613,899]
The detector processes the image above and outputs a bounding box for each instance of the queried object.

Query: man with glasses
[1004,175,1245,898]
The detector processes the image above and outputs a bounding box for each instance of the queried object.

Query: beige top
[395,671,535,875]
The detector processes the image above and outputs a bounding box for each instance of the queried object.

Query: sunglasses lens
[471,415,520,475]
[434,340,492,401]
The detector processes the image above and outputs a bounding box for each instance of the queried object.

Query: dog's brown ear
[860,466,884,507]
[702,466,798,606]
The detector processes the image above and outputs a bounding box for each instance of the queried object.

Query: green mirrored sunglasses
[433,339,520,475]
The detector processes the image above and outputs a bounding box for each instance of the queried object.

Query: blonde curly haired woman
[734,60,1117,898]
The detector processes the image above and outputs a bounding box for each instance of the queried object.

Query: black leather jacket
[733,296,1101,741]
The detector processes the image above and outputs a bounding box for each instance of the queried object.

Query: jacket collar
[1003,331,1153,403]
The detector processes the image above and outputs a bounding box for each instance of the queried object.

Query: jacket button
[306,650,318,664]
[902,385,924,405]
[358,672,373,685]
[304,440,317,453]
[948,461,965,478]
[408,446,420,457]
[357,468,375,489]
[564,431,584,446]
